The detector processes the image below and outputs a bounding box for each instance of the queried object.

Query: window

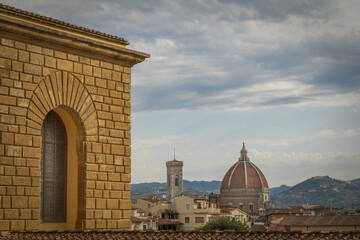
[195,217,204,223]
[41,111,67,222]
[249,203,254,213]
[175,175,179,186]
[185,217,190,223]
[186,203,191,210]
[238,203,243,210]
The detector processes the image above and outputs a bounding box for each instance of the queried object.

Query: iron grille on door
[41,111,67,222]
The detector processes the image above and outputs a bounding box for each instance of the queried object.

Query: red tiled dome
[221,143,268,189]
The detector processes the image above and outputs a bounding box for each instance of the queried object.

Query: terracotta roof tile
[279,215,360,226]
[0,3,128,45]
[1,231,360,240]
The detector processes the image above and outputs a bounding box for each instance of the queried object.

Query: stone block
[94,210,102,219]
[84,220,95,229]
[2,196,11,208]
[119,199,130,210]
[25,187,39,196]
[11,196,28,208]
[95,219,106,229]
[25,220,39,230]
[19,209,32,219]
[111,145,124,155]
[18,50,29,62]
[1,132,14,144]
[101,69,111,79]
[110,190,121,199]
[4,209,19,219]
[16,186,24,195]
[93,67,101,77]
[86,198,96,209]
[42,48,53,56]
[0,220,10,231]
[24,63,41,75]
[0,45,18,59]
[12,60,23,72]
[27,44,42,53]
[44,56,56,68]
[23,147,40,158]
[117,219,130,230]
[92,143,102,153]
[31,177,40,187]
[11,220,25,231]
[57,59,73,71]
[0,95,17,106]
[108,173,120,182]
[15,134,32,146]
[107,199,118,209]
[5,145,22,157]
[85,210,94,219]
[30,53,44,65]
[111,210,122,219]
[121,173,131,183]
[95,181,104,190]
[111,182,124,191]
[1,38,14,46]
[107,220,117,229]
[28,197,39,208]
[4,166,15,175]
[95,78,107,88]
[93,190,102,198]
[0,58,11,69]
[54,51,67,59]
[97,172,107,181]
[96,198,106,209]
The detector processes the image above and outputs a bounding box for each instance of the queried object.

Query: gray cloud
[4,0,360,112]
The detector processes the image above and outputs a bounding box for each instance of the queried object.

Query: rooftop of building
[2,231,359,240]
[279,215,360,226]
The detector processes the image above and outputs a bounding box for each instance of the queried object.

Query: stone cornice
[0,9,149,67]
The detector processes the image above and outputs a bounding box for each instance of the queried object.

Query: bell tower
[166,150,183,200]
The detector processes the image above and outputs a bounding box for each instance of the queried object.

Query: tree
[199,217,249,231]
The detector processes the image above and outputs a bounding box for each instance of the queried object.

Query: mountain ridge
[131,176,360,209]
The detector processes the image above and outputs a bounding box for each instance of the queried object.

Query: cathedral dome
[221,142,268,190]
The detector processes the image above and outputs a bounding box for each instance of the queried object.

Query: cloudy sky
[3,0,360,187]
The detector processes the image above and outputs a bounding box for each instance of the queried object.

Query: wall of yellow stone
[0,34,133,231]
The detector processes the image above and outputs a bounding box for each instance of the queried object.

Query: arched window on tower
[175,175,179,186]
[41,111,67,222]
[238,203,243,210]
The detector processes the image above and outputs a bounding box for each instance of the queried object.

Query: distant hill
[350,178,360,184]
[131,177,360,209]
[270,176,360,209]
[270,185,290,196]
[131,180,221,202]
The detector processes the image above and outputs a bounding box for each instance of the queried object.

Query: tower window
[175,175,179,186]
[41,111,67,222]
[238,203,243,210]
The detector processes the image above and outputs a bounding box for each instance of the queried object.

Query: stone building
[166,157,183,200]
[0,4,148,231]
[216,142,269,214]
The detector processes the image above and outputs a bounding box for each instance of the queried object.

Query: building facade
[166,158,183,200]
[0,4,148,231]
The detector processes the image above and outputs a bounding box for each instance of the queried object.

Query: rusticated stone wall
[0,8,148,231]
